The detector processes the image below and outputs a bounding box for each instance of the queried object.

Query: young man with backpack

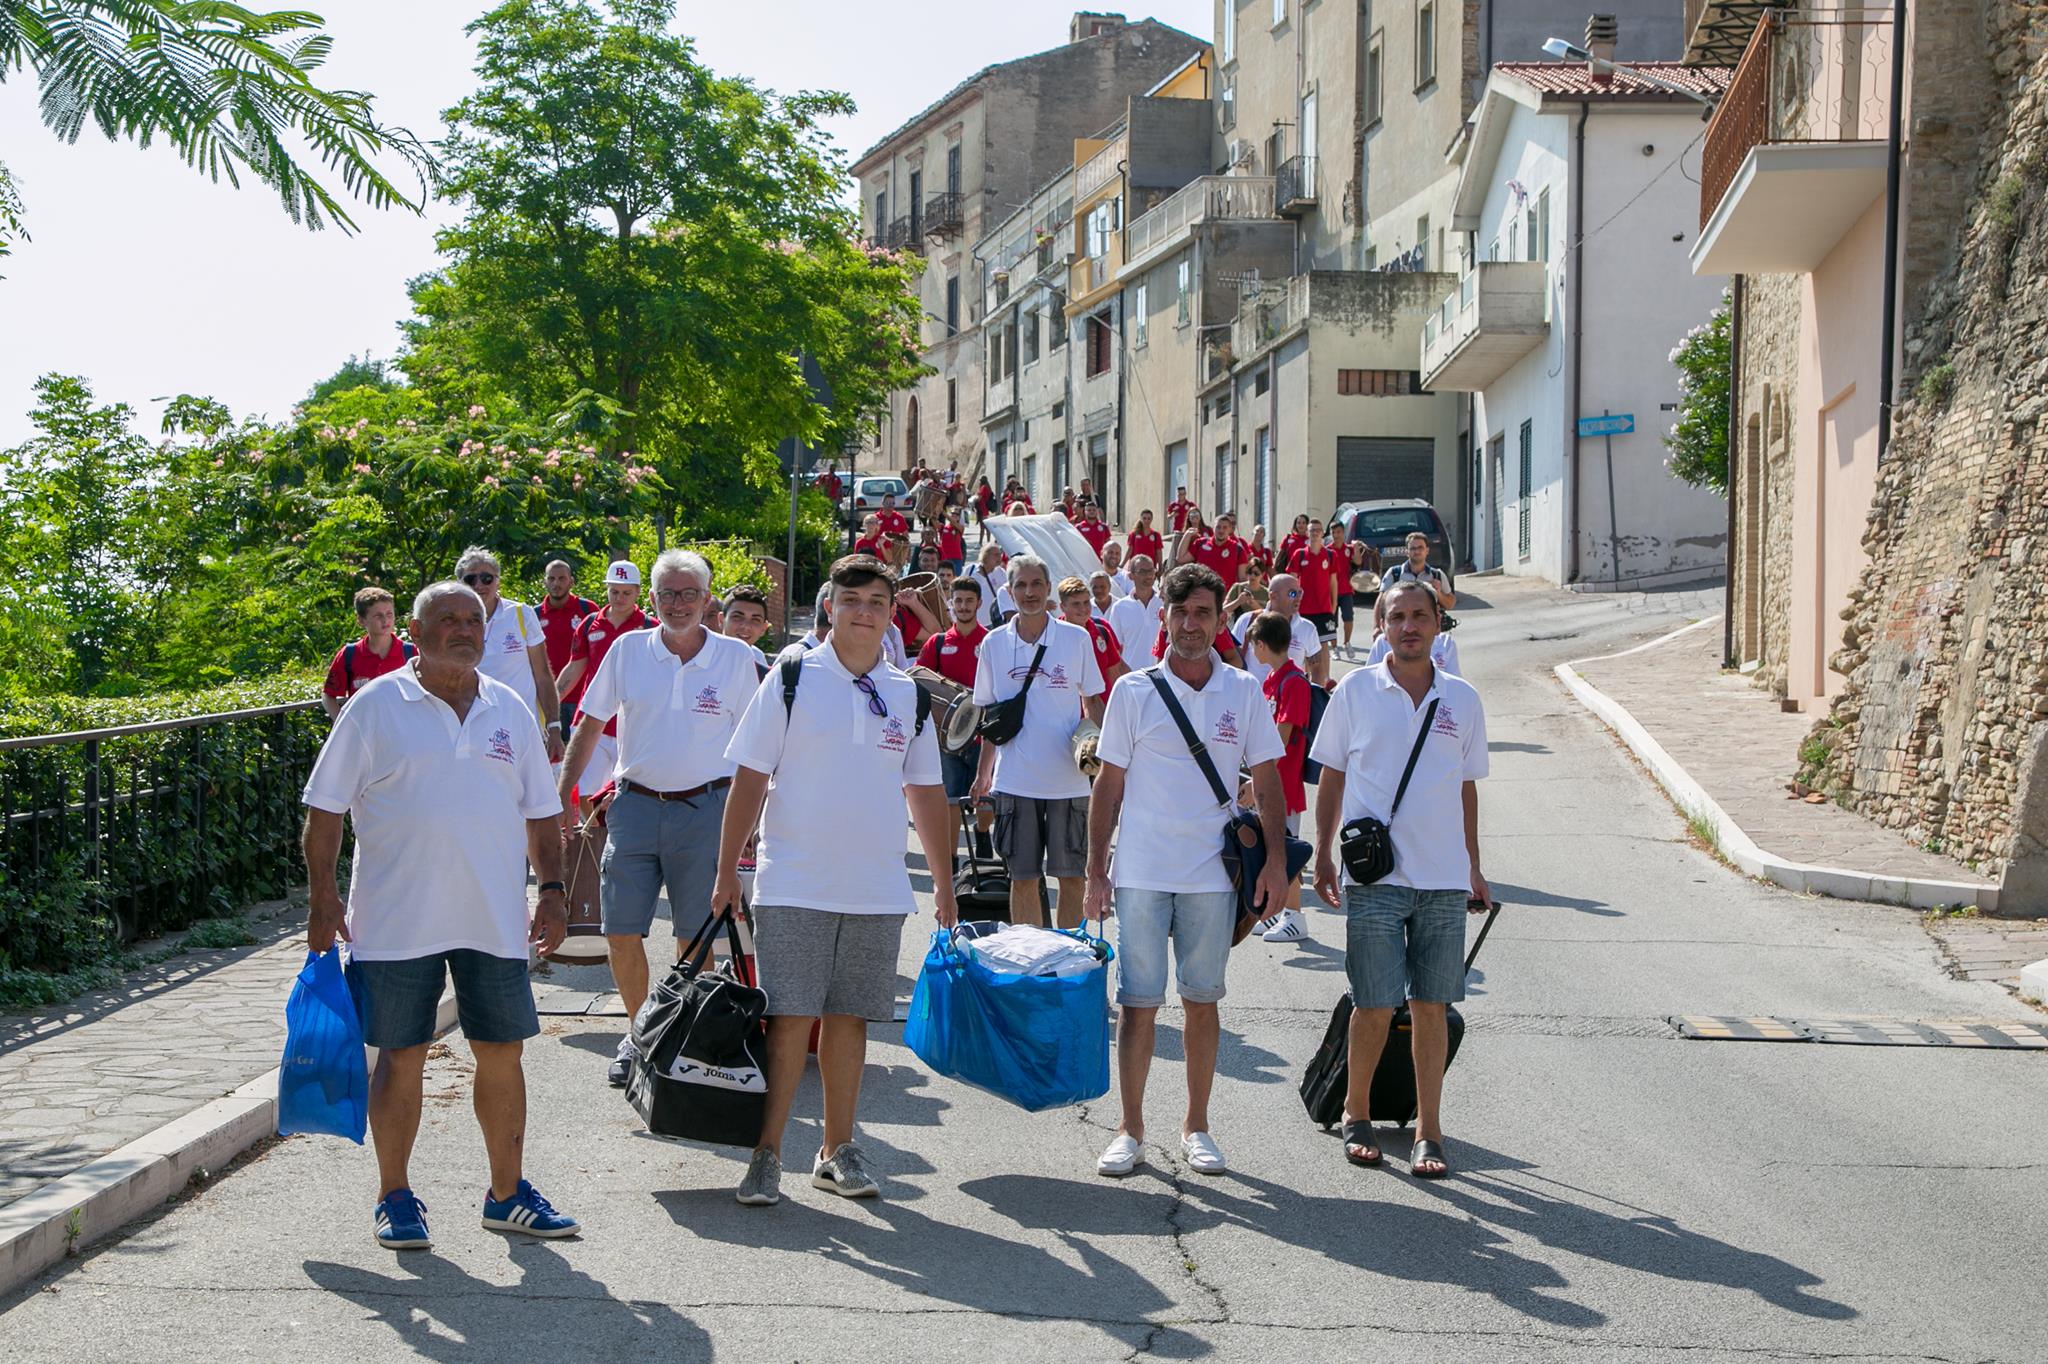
[322,587,416,719]
[1249,611,1314,945]
[714,554,959,1205]
[1309,580,1491,1179]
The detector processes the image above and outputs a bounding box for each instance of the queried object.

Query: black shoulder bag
[1147,668,1314,946]
[1338,698,1439,885]
[976,639,1046,746]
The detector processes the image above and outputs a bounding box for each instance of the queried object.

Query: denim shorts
[940,742,981,803]
[601,786,724,939]
[1337,593,1356,623]
[347,949,538,1049]
[1113,887,1235,1008]
[1344,884,1469,1009]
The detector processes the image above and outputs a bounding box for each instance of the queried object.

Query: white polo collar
[389,659,498,712]
[1153,652,1225,699]
[1368,657,1441,708]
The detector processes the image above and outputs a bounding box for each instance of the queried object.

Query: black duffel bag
[626,909,769,1148]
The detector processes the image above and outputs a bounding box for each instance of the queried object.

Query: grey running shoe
[735,1147,782,1206]
[811,1142,880,1198]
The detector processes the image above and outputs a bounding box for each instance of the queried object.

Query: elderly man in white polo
[455,545,563,762]
[557,549,762,1087]
[302,580,577,1251]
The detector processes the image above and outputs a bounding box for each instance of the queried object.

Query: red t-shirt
[894,603,929,655]
[1278,533,1307,566]
[1151,622,1238,661]
[876,509,910,538]
[1127,528,1164,564]
[1248,542,1275,572]
[1263,660,1313,815]
[1074,519,1112,554]
[1194,535,1248,583]
[818,473,842,502]
[1290,545,1338,614]
[974,486,995,517]
[1056,502,1075,521]
[1329,542,1358,600]
[1083,618,1123,679]
[322,635,413,700]
[936,523,965,562]
[1168,499,1198,532]
[917,623,986,689]
[854,534,888,559]
[568,607,648,735]
[536,595,597,673]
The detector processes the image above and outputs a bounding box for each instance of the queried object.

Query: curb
[0,985,459,1300]
[1556,619,1999,914]
[2022,960,2048,1006]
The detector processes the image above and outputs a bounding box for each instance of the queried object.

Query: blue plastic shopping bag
[277,948,368,1142]
[904,927,1113,1112]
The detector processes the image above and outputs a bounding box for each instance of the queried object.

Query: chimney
[1069,11,1127,43]
[1585,14,1618,84]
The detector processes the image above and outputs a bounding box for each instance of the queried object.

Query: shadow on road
[1488,882,1619,916]
[1488,741,1552,754]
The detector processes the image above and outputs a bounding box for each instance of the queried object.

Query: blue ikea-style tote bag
[277,948,368,1142]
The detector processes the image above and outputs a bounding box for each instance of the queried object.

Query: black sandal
[1411,1138,1449,1179]
[1341,1118,1382,1167]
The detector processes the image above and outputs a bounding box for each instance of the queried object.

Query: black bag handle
[676,905,747,978]
[1387,698,1441,824]
[1146,667,1234,811]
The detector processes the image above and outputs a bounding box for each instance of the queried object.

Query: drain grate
[1671,1015,2048,1048]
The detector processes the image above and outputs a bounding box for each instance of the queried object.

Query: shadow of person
[1146,1018,1291,1085]
[664,1184,1201,1355]
[965,1168,1602,1329]
[1400,1144,1858,1322]
[303,1241,713,1361]
[1487,882,1619,916]
[1278,937,1348,973]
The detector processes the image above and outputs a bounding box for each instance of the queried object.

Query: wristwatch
[537,880,566,894]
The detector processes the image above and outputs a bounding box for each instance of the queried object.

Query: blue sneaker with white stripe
[373,1188,431,1250]
[480,1180,580,1238]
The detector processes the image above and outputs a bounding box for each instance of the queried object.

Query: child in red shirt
[1249,610,1312,942]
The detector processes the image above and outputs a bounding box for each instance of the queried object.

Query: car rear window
[1352,507,1443,539]
[859,479,908,497]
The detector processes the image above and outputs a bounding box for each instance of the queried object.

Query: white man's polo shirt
[1107,591,1166,672]
[1232,610,1321,684]
[724,643,942,914]
[479,598,544,715]
[576,624,760,791]
[1365,632,1462,676]
[302,663,562,960]
[1307,660,1488,893]
[1096,657,1285,893]
[972,616,1104,801]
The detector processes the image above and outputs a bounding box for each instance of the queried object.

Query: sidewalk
[1558,618,2000,911]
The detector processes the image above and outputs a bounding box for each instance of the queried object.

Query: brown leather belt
[622,777,731,803]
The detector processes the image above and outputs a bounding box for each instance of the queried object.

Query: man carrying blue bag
[1084,562,1290,1178]
[278,947,369,1143]
[301,580,580,1251]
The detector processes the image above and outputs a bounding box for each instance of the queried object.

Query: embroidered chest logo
[1045,663,1070,688]
[590,630,607,645]
[1432,705,1460,739]
[500,633,523,652]
[879,716,908,753]
[693,684,724,716]
[1214,709,1240,744]
[484,727,516,764]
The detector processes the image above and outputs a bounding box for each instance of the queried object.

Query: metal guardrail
[1076,134,1127,202]
[1123,175,1276,266]
[1699,8,1893,230]
[923,191,964,238]
[1277,154,1319,210]
[1,701,327,952]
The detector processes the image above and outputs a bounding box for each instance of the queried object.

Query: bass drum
[552,812,609,965]
[908,665,982,754]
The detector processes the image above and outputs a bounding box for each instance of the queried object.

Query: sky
[0,1,1214,447]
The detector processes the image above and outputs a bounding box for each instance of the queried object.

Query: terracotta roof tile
[1494,61,1733,100]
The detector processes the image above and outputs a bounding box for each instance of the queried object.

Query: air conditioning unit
[1226,139,1251,169]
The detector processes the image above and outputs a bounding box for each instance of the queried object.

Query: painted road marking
[1670,1016,2048,1048]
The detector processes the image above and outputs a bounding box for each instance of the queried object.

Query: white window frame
[1415,1,1437,89]
[1222,0,1236,63]
[1133,282,1149,348]
[1176,259,1192,326]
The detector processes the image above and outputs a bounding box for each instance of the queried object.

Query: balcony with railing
[923,191,964,239]
[1276,155,1319,216]
[1419,262,1550,392]
[1231,274,1309,362]
[1121,175,1276,276]
[1683,0,1775,66]
[890,215,924,255]
[1076,133,1127,203]
[1691,8,1892,277]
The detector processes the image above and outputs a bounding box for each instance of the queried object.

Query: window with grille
[1086,309,1113,376]
[1517,419,1533,560]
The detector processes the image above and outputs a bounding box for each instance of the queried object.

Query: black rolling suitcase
[1300,900,1501,1129]
[951,799,1047,923]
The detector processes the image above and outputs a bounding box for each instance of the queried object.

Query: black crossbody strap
[1012,638,1049,699]
[1387,698,1441,821]
[1147,668,1233,811]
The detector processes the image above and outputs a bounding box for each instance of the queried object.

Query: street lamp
[1539,37,1721,116]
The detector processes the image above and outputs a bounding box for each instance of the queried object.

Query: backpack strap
[779,653,803,716]
[914,683,931,737]
[400,640,416,660]
[341,641,357,688]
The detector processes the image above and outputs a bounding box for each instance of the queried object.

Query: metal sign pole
[1603,410,1621,589]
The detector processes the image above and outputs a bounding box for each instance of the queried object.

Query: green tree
[402,0,925,542]
[306,353,397,404]
[1665,294,1731,494]
[0,0,432,256]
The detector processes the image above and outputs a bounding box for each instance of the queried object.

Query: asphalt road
[4,577,2045,1363]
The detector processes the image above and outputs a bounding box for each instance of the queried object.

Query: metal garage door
[1335,437,1436,505]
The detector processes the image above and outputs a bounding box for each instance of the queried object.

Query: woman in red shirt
[935,512,966,570]
[1247,524,1275,573]
[1172,508,1208,569]
[1277,513,1310,568]
[1126,509,1164,567]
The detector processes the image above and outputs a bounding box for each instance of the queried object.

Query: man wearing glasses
[558,550,762,1087]
[715,554,958,1205]
[457,546,564,761]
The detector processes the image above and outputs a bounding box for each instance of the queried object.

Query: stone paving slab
[0,905,310,1209]
[1573,623,1993,889]
[1926,916,2048,991]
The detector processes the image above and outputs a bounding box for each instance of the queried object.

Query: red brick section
[757,556,788,625]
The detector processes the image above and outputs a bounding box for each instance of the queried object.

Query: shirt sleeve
[321,648,349,700]
[302,705,370,814]
[520,604,543,647]
[516,718,564,819]
[903,705,942,786]
[916,633,941,669]
[1078,629,1106,698]
[1242,692,1286,769]
[569,619,591,660]
[723,666,787,777]
[971,634,998,705]
[1094,674,1141,769]
[1461,687,1490,781]
[1441,635,1462,676]
[576,635,624,722]
[1275,674,1312,728]
[1307,678,1353,773]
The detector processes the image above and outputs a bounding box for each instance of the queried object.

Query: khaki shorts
[992,793,1089,880]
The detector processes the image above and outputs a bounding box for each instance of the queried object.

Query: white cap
[606,561,641,586]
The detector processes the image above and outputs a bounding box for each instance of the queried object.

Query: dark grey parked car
[1331,498,1456,595]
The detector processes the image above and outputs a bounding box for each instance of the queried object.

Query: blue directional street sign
[1577,412,1635,437]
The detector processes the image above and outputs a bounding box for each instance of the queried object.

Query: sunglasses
[461,572,498,587]
[851,673,890,719]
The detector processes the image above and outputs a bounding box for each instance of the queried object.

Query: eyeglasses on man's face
[461,572,498,587]
[654,587,705,607]
[851,673,889,718]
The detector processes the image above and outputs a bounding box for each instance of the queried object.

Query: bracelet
[537,880,566,894]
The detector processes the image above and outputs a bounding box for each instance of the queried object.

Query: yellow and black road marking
[1669,1015,1807,1042]
[1670,1015,2048,1049]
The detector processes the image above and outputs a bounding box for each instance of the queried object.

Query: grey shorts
[992,792,1089,880]
[751,904,907,1021]
[600,786,724,940]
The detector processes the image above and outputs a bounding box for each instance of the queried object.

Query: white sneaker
[1180,1131,1227,1174]
[1096,1133,1143,1177]
[1261,909,1308,943]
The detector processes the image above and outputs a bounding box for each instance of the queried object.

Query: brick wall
[1732,272,1801,690]
[1819,1,2047,883]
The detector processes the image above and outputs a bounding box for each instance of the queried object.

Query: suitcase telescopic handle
[1465,899,1503,972]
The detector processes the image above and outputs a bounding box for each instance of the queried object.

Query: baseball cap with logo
[606,561,642,586]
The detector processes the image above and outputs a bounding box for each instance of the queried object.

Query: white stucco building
[1425,58,1731,587]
